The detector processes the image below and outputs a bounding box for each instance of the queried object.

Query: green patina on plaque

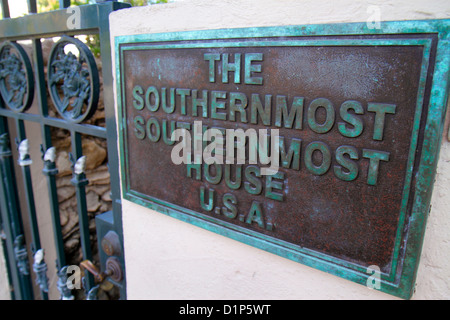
[115,20,450,299]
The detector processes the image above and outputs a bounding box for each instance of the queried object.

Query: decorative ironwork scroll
[0,41,34,113]
[14,235,29,276]
[47,36,99,123]
[56,266,74,300]
[32,249,49,293]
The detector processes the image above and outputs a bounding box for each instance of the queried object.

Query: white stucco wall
[110,0,450,300]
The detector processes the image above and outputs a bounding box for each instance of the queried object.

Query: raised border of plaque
[115,19,450,299]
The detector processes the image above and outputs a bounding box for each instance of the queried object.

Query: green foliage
[37,0,169,12]
[38,0,93,13]
[36,0,169,57]
[37,0,59,13]
[122,0,169,5]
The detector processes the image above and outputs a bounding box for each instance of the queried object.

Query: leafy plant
[37,0,170,57]
[38,0,169,12]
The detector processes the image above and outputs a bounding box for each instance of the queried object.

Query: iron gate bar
[0,205,15,299]
[41,146,67,279]
[15,117,49,299]
[97,3,126,257]
[0,117,34,300]
[0,5,105,40]
[0,1,131,299]
[29,3,68,293]
[0,0,9,19]
[59,0,71,10]
[0,161,23,300]
[27,0,37,14]
[70,130,95,291]
[0,109,108,138]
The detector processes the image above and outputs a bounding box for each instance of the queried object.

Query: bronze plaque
[115,22,450,299]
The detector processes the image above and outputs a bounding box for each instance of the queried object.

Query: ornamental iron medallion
[0,41,34,113]
[47,36,99,123]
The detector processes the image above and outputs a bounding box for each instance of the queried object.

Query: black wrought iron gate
[0,0,130,300]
